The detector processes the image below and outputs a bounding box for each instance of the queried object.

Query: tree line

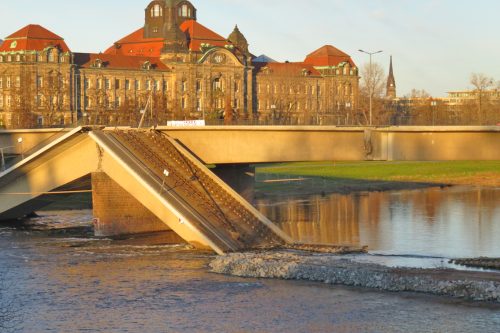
[359,63,500,126]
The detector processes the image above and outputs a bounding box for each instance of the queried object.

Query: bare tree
[359,62,386,125]
[361,62,386,98]
[470,73,494,125]
[406,89,431,99]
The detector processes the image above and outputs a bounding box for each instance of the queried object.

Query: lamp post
[359,49,383,126]
[17,137,24,160]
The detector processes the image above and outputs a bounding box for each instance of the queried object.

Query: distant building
[444,89,500,107]
[0,0,359,128]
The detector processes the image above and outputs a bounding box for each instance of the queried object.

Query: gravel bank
[210,251,500,302]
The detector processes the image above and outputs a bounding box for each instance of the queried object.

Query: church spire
[386,55,396,99]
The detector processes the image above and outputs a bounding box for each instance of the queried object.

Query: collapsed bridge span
[0,127,290,254]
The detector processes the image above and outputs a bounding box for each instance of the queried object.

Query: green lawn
[257,161,500,185]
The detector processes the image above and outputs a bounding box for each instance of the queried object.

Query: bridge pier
[212,164,255,203]
[91,172,173,237]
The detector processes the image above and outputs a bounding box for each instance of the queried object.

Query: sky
[1,0,499,97]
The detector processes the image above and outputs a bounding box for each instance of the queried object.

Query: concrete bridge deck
[0,127,289,254]
[2,126,499,164]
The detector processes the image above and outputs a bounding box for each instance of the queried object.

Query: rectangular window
[0,95,3,107]
[115,79,120,90]
[196,98,202,110]
[105,79,111,90]
[37,76,43,88]
[6,77,11,88]
[6,96,11,107]
[84,96,91,108]
[0,78,2,89]
[115,96,121,108]
[196,80,202,92]
[135,80,141,90]
[97,79,103,90]
[146,80,152,91]
[125,79,130,90]
[84,78,90,89]
[15,76,20,88]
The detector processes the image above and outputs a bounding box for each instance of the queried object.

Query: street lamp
[17,137,24,160]
[359,49,383,126]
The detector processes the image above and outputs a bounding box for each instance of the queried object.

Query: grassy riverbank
[256,161,500,195]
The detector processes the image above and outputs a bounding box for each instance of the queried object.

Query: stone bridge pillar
[212,164,255,203]
[91,172,173,237]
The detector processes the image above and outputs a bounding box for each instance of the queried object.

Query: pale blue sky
[1,0,499,96]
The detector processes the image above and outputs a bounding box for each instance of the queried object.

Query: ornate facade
[0,0,359,128]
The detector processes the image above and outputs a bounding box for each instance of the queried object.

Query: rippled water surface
[0,187,499,332]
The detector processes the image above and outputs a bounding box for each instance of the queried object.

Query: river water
[1,186,499,332]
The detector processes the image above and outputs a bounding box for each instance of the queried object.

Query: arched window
[48,51,55,62]
[181,4,189,17]
[151,4,162,17]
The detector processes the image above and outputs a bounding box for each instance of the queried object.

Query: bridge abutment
[212,164,255,203]
[91,172,173,237]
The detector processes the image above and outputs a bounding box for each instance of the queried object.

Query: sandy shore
[210,251,500,303]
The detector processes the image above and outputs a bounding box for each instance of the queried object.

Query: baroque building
[0,0,359,128]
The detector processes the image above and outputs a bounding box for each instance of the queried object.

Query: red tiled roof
[180,20,230,51]
[74,53,169,71]
[255,62,321,76]
[304,45,355,67]
[104,20,231,56]
[104,28,164,57]
[0,24,70,52]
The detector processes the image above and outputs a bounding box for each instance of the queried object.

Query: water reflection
[256,186,500,258]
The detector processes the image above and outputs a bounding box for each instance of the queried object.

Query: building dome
[228,25,249,55]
